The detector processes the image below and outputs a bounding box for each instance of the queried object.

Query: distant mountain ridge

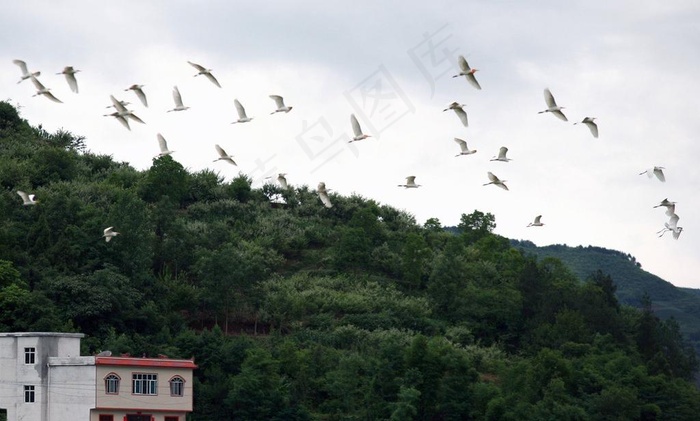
[510,239,700,351]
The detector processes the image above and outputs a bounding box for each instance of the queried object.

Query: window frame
[24,385,35,403]
[104,373,121,395]
[169,375,185,397]
[99,415,114,421]
[132,373,158,395]
[24,347,36,365]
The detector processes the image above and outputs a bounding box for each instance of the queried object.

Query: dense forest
[510,241,700,367]
[1,101,699,419]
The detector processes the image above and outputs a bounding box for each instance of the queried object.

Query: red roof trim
[96,356,197,369]
[93,406,191,412]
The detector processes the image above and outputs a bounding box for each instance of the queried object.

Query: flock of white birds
[10,54,682,243]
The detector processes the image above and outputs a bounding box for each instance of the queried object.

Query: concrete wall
[47,356,96,421]
[0,333,84,421]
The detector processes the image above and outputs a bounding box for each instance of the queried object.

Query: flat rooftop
[0,332,85,338]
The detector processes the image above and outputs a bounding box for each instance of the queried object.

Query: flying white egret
[453,138,477,157]
[156,133,175,157]
[56,66,80,93]
[639,166,665,182]
[12,59,40,83]
[213,144,236,165]
[187,61,222,88]
[483,172,509,190]
[232,99,253,123]
[103,227,120,242]
[108,95,145,124]
[269,95,293,114]
[103,111,131,130]
[17,191,38,206]
[125,84,148,107]
[349,114,371,142]
[29,76,62,103]
[654,198,676,217]
[538,88,568,121]
[527,215,544,227]
[658,225,683,239]
[265,173,289,188]
[168,86,189,112]
[452,55,481,90]
[443,102,468,127]
[398,176,421,188]
[317,182,333,208]
[490,146,512,162]
[273,173,289,189]
[657,214,682,239]
[574,117,598,138]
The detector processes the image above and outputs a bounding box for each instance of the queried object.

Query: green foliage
[458,210,496,243]
[139,155,190,204]
[0,101,698,419]
[0,260,22,288]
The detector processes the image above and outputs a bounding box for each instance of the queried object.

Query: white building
[0,332,196,421]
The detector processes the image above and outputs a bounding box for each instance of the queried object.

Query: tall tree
[458,210,496,244]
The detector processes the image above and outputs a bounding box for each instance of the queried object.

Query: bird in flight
[108,95,145,124]
[349,114,371,142]
[654,198,676,216]
[272,173,289,189]
[490,146,512,162]
[125,84,148,107]
[266,173,289,189]
[265,173,289,189]
[453,138,477,157]
[443,102,468,127]
[269,95,293,114]
[213,144,236,165]
[188,61,222,88]
[57,66,80,93]
[103,227,120,242]
[232,99,253,124]
[574,117,598,138]
[30,76,62,103]
[104,111,131,130]
[398,176,421,188]
[13,59,40,83]
[483,172,508,190]
[17,191,38,206]
[156,133,175,157]
[538,88,567,121]
[657,213,682,239]
[452,55,481,90]
[168,86,190,112]
[527,215,544,227]
[639,166,665,182]
[317,182,333,208]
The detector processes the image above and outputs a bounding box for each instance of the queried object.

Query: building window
[132,373,157,395]
[24,385,35,403]
[165,417,179,421]
[24,347,36,364]
[104,373,120,394]
[169,376,185,396]
[99,415,114,421]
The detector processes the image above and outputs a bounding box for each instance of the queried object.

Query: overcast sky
[2,1,699,288]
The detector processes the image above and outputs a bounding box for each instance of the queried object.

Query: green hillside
[511,240,700,349]
[1,102,699,419]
